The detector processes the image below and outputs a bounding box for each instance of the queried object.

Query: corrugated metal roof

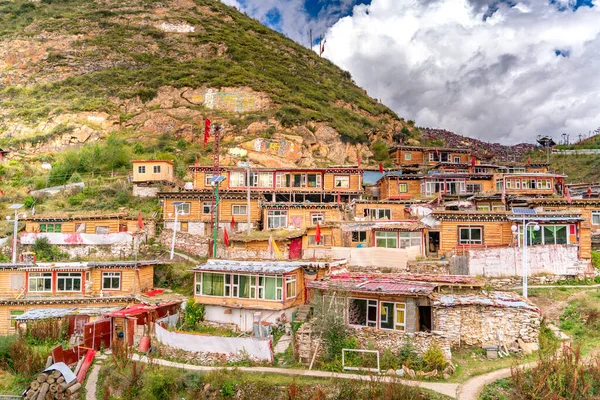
[432,292,540,312]
[16,308,77,320]
[308,277,438,296]
[193,259,346,274]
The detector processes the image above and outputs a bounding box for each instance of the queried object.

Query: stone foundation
[487,275,578,289]
[353,327,452,362]
[433,305,540,347]
[133,185,160,198]
[158,230,211,257]
[405,261,451,275]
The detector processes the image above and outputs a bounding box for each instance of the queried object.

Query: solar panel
[511,207,537,215]
[210,175,226,184]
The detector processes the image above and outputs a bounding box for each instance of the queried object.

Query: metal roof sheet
[16,308,77,320]
[193,259,346,274]
[433,292,540,312]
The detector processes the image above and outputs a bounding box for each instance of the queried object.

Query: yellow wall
[393,149,425,165]
[25,218,139,234]
[89,266,153,296]
[438,220,513,254]
[323,173,362,191]
[133,161,174,182]
[302,226,342,248]
[379,179,421,200]
[354,202,406,220]
[163,198,261,223]
[262,207,343,230]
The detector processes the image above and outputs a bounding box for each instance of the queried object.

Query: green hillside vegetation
[527,151,600,183]
[0,0,402,145]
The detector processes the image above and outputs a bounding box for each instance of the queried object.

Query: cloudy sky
[223,0,600,144]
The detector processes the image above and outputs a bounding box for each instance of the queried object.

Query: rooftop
[132,160,174,165]
[432,292,540,312]
[0,260,161,270]
[15,306,124,321]
[193,259,347,274]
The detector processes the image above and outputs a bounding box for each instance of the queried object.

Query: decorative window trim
[101,272,121,291]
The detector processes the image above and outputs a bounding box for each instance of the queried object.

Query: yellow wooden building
[159,191,263,234]
[0,260,157,335]
[260,203,344,231]
[25,213,140,234]
[132,160,175,184]
[352,199,411,221]
[389,146,473,167]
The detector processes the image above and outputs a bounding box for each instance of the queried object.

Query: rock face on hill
[0,0,411,166]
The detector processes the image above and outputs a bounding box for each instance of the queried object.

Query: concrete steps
[294,305,312,322]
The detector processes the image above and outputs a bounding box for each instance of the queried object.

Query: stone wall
[132,185,160,198]
[353,327,452,362]
[405,261,451,275]
[158,229,210,257]
[433,305,540,347]
[487,275,574,289]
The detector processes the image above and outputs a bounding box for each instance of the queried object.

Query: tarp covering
[20,232,133,245]
[44,362,77,384]
[155,323,273,361]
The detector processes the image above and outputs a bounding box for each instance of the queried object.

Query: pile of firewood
[23,357,84,400]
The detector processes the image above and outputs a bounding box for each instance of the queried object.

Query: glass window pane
[264,277,276,300]
[555,226,567,244]
[471,229,481,241]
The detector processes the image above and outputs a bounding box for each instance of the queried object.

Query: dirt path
[85,362,102,400]
[131,354,460,398]
[456,362,536,400]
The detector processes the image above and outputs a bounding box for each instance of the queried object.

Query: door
[119,223,128,232]
[428,231,440,257]
[289,237,302,259]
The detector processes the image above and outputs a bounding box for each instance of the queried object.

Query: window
[454,156,461,163]
[57,272,82,292]
[399,232,421,249]
[592,211,600,225]
[334,175,350,188]
[375,231,397,248]
[177,202,191,215]
[276,172,290,188]
[477,204,491,211]
[267,210,287,229]
[75,223,86,233]
[29,272,52,292]
[237,274,256,298]
[398,183,408,193]
[197,272,223,296]
[259,172,273,188]
[308,235,332,246]
[102,272,121,290]
[537,179,551,190]
[232,205,247,216]
[404,153,412,161]
[522,179,537,189]
[364,209,392,220]
[95,226,109,234]
[466,184,482,193]
[153,165,161,174]
[459,227,483,245]
[307,173,321,188]
[258,276,282,300]
[180,222,188,232]
[380,302,405,331]
[492,203,505,211]
[352,231,367,243]
[286,275,297,299]
[39,223,61,233]
[248,172,259,187]
[349,298,377,327]
[474,167,487,173]
[137,166,146,174]
[521,225,569,246]
[292,174,303,188]
[230,171,246,187]
[202,202,213,214]
[204,174,214,186]
[10,310,24,328]
[496,180,504,191]
[311,213,324,225]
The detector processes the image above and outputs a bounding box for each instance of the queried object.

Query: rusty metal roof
[308,275,438,297]
[193,259,347,274]
[432,292,540,312]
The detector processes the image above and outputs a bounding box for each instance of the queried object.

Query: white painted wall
[467,245,588,277]
[203,305,296,332]
[330,246,421,269]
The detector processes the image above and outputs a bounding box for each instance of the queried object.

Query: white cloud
[320,0,600,143]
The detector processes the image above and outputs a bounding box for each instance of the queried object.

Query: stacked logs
[23,357,83,400]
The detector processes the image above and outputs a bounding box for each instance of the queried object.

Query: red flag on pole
[137,212,144,230]
[527,156,531,165]
[357,153,361,168]
[337,191,341,204]
[566,187,572,204]
[195,155,199,166]
[471,156,476,168]
[379,163,384,173]
[588,186,593,196]
[230,215,236,230]
[0,189,4,196]
[501,179,506,204]
[315,223,321,244]
[204,118,211,149]
[223,228,230,247]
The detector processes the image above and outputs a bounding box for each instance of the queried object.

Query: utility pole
[309,29,312,48]
[246,158,251,235]
[209,124,221,258]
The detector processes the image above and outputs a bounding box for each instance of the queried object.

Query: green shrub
[31,237,69,262]
[221,379,236,397]
[592,251,600,269]
[423,345,446,372]
[380,348,399,371]
[141,368,178,400]
[182,298,205,330]
[398,340,423,370]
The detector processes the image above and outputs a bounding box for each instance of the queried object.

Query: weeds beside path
[456,361,537,400]
[131,354,460,398]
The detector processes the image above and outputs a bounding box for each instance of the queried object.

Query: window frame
[232,204,248,216]
[101,271,121,291]
[453,156,461,163]
[28,272,52,293]
[348,298,378,328]
[352,231,367,243]
[137,165,146,174]
[202,202,213,215]
[458,226,483,245]
[56,272,82,292]
[375,231,398,248]
[592,211,600,225]
[334,175,350,188]
[10,310,24,328]
[153,165,161,174]
[404,153,412,161]
[204,173,214,186]
[285,275,297,299]
[267,210,288,229]
[398,183,409,193]
[308,235,332,247]
[310,212,324,225]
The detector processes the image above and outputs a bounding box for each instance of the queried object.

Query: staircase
[294,305,312,322]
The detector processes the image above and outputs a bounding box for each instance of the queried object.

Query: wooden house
[158,191,263,235]
[493,173,564,197]
[377,174,422,200]
[351,199,410,221]
[389,146,473,167]
[132,160,175,184]
[190,166,364,203]
[260,203,343,231]
[0,260,158,335]
[192,259,347,331]
[25,213,140,234]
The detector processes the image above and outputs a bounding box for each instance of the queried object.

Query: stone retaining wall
[486,275,574,289]
[433,305,540,347]
[405,261,451,275]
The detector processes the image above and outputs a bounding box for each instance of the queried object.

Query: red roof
[107,301,181,318]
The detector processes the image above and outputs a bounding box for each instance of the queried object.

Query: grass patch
[448,347,536,384]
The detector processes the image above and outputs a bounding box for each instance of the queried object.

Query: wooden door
[289,238,302,259]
